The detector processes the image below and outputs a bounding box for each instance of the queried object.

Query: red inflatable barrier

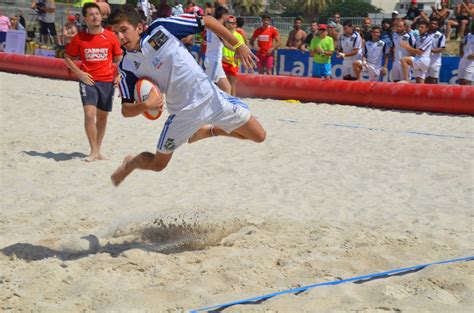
[236,74,474,115]
[0,53,472,115]
[0,53,80,81]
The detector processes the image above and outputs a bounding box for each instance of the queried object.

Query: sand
[0,72,473,312]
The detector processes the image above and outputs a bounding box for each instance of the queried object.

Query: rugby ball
[134,78,162,120]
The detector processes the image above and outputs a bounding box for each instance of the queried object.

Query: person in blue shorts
[309,24,334,79]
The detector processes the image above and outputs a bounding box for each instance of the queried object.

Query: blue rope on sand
[190,256,474,312]
[323,123,469,139]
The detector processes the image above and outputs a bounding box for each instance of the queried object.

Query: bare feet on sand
[83,153,108,162]
[188,125,213,144]
[111,155,134,187]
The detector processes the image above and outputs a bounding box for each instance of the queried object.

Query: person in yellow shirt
[222,15,244,96]
[309,24,334,78]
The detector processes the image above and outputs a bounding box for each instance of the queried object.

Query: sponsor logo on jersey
[134,61,141,69]
[148,30,169,51]
[84,48,108,61]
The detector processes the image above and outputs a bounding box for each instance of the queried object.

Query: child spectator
[309,24,334,79]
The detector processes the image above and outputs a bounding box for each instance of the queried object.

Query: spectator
[64,2,122,162]
[426,0,449,28]
[62,15,78,46]
[391,11,399,24]
[205,6,231,93]
[337,21,362,80]
[381,19,394,48]
[250,14,281,75]
[392,19,415,82]
[353,26,389,82]
[286,17,307,50]
[236,17,248,45]
[400,20,433,83]
[426,18,446,84]
[96,1,111,27]
[31,0,60,45]
[185,2,203,15]
[18,10,26,29]
[446,0,473,41]
[458,23,474,85]
[361,17,372,41]
[205,2,214,16]
[10,15,24,31]
[405,0,422,23]
[405,19,419,39]
[333,12,343,34]
[327,21,339,49]
[0,14,11,32]
[172,1,184,15]
[309,24,334,79]
[156,0,172,18]
[302,21,318,51]
[222,15,244,96]
[74,13,82,30]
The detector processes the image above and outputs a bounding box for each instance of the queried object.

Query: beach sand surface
[0,72,473,312]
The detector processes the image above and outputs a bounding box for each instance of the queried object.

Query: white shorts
[367,63,382,82]
[342,59,357,78]
[458,58,474,81]
[204,59,226,83]
[427,61,441,79]
[156,91,251,154]
[412,56,429,80]
[391,61,406,81]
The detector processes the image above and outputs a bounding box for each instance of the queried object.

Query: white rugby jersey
[339,31,362,60]
[415,33,433,63]
[461,33,474,61]
[118,14,215,114]
[393,32,415,61]
[205,30,222,62]
[364,39,389,66]
[429,30,446,65]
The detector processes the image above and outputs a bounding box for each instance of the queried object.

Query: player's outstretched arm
[203,15,257,70]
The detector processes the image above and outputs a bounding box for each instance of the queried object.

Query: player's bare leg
[83,105,100,162]
[188,116,266,144]
[111,152,173,186]
[96,109,109,160]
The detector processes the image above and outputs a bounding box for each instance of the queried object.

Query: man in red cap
[309,24,334,79]
[405,0,423,23]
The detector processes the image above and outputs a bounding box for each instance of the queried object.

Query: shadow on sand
[22,150,87,162]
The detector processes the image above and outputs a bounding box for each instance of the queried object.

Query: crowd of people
[1,0,473,85]
[280,0,473,85]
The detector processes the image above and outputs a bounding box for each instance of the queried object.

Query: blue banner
[276,49,461,84]
[190,45,462,84]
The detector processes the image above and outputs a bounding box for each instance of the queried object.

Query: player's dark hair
[294,17,303,23]
[214,6,228,20]
[261,14,271,20]
[371,26,381,32]
[82,2,100,17]
[429,17,440,24]
[108,4,142,27]
[418,20,429,27]
[343,20,352,27]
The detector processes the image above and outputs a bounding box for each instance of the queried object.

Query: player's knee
[254,130,266,143]
[149,160,169,172]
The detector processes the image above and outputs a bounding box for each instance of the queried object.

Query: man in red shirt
[250,14,281,74]
[65,2,122,162]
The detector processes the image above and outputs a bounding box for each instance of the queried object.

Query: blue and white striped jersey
[118,14,215,114]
